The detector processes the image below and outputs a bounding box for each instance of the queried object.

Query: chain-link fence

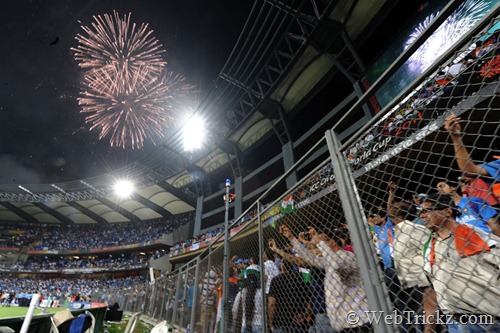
[97,8,500,333]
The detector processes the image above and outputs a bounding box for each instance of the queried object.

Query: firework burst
[72,11,185,149]
[162,69,199,111]
[72,11,166,79]
[78,66,174,149]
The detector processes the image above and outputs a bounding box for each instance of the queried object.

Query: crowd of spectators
[0,214,193,251]
[0,275,147,305]
[169,203,271,256]
[348,30,500,165]
[362,108,500,333]
[163,222,356,333]
[169,226,224,255]
[1,31,499,332]
[352,31,500,333]
[0,253,152,272]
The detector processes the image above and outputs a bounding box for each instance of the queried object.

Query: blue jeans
[309,313,335,333]
[448,319,500,333]
[463,322,500,333]
[448,320,468,333]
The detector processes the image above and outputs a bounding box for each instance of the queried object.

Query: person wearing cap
[419,193,500,332]
[232,258,248,290]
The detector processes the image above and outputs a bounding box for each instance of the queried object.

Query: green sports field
[0,306,61,319]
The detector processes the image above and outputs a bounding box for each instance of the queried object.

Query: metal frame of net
[89,6,500,333]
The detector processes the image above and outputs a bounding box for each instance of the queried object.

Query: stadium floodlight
[182,114,205,151]
[113,180,134,198]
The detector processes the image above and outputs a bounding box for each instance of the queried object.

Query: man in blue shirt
[437,179,498,243]
[368,184,413,333]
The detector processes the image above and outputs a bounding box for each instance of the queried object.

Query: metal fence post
[191,256,201,331]
[172,270,183,328]
[257,200,268,332]
[326,129,395,333]
[179,264,189,329]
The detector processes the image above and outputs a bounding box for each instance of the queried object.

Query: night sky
[0,0,252,185]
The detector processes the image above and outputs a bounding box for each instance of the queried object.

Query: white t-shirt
[264,260,280,294]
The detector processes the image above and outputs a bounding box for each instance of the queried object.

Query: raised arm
[268,238,309,268]
[387,181,397,212]
[445,114,489,176]
[290,236,326,269]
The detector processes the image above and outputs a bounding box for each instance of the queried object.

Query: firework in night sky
[71,11,166,78]
[162,69,199,111]
[78,65,173,149]
[72,11,190,149]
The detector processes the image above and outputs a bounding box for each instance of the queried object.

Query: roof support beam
[66,201,109,225]
[97,198,141,223]
[0,202,38,224]
[33,203,74,225]
[156,182,197,207]
[130,193,173,219]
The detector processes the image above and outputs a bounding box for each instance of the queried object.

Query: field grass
[0,306,61,319]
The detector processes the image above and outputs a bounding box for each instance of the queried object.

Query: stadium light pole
[221,178,231,333]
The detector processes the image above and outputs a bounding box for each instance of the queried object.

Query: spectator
[268,239,330,333]
[367,203,405,311]
[279,224,372,333]
[263,249,280,296]
[199,270,217,333]
[419,194,500,332]
[392,202,435,333]
[411,193,428,226]
[268,259,310,333]
[444,114,499,207]
[436,179,498,239]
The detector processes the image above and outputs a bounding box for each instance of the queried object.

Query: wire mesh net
[342,18,500,333]
[104,12,500,333]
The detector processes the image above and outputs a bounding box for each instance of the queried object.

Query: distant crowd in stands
[0,253,152,272]
[169,203,271,256]
[170,226,224,255]
[0,213,193,251]
[0,275,147,306]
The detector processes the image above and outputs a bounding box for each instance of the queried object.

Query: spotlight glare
[183,116,205,151]
[113,180,134,198]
